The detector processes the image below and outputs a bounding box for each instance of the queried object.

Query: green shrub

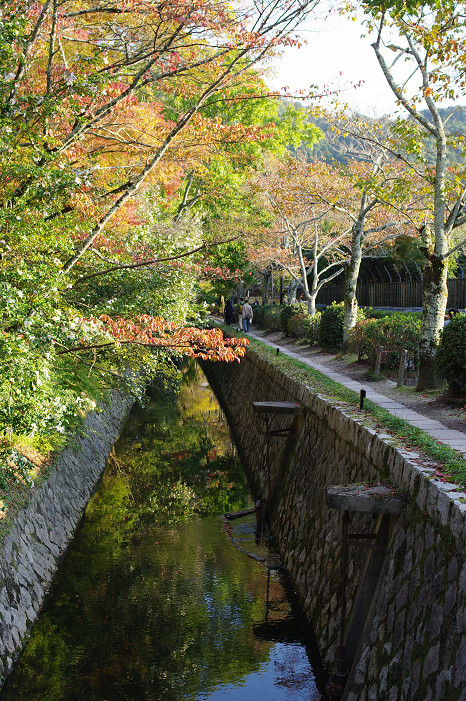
[319,302,344,348]
[319,302,365,349]
[308,311,322,345]
[350,313,421,368]
[252,304,267,325]
[262,306,282,332]
[362,307,422,320]
[280,303,306,335]
[287,312,311,339]
[436,313,466,395]
[0,449,35,488]
[348,318,375,360]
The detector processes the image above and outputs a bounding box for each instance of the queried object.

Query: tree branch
[73,236,239,284]
[443,238,466,259]
[9,0,53,104]
[372,34,436,136]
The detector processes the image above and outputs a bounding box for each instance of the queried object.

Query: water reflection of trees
[5,366,274,700]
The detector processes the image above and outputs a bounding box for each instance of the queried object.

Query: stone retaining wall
[203,350,466,701]
[0,391,134,684]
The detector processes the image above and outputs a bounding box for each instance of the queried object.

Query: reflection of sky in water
[198,644,317,700]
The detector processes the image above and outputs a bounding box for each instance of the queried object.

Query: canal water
[3,364,327,700]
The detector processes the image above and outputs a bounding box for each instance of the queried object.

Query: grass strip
[223,325,466,487]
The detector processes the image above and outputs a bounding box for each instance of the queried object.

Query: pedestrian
[445,308,459,325]
[224,299,234,326]
[241,298,253,332]
[237,299,244,330]
[224,298,233,325]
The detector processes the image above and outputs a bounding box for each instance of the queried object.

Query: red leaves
[96,314,249,362]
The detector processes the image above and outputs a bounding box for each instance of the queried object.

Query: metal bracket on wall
[252,401,304,520]
[324,483,403,700]
[252,401,304,438]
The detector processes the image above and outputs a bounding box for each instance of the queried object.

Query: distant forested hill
[281,101,466,166]
[419,106,466,165]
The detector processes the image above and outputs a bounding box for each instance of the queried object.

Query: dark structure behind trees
[316,278,466,310]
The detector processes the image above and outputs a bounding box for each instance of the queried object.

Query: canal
[2,363,327,700]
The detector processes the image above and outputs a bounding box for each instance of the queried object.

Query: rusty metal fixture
[326,507,389,697]
[265,414,272,505]
[252,401,304,518]
[254,403,304,444]
[325,675,347,699]
[255,498,268,528]
[324,511,351,697]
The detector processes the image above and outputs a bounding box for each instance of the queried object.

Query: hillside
[281,101,466,166]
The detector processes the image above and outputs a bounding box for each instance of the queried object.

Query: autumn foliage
[61,315,249,363]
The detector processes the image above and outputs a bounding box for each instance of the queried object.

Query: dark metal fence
[315,278,466,309]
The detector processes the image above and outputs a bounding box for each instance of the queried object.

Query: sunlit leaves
[63,314,249,363]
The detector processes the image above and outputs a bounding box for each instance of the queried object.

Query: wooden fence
[315,278,466,309]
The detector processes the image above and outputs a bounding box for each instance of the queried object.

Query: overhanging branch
[73,236,239,285]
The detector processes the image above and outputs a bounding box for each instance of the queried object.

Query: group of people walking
[223,298,254,332]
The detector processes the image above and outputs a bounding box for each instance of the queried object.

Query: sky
[265,10,404,117]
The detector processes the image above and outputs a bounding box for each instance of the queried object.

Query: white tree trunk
[288,279,298,303]
[417,113,448,389]
[343,225,364,351]
[417,249,449,390]
[307,295,316,316]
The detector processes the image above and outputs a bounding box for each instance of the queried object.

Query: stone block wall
[203,350,466,701]
[0,391,134,683]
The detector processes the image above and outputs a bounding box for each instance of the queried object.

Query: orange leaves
[6,0,317,281]
[97,314,249,362]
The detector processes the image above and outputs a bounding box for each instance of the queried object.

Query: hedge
[349,313,421,368]
[319,301,365,349]
[436,313,466,395]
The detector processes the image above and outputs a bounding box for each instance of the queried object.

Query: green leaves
[436,313,466,395]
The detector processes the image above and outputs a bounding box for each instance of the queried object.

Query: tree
[0,0,326,441]
[251,156,348,315]
[315,115,416,349]
[367,5,466,388]
[255,143,410,342]
[1,0,321,273]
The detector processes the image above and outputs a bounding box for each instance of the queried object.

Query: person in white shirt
[241,299,253,332]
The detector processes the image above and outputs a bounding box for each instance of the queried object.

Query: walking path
[216,319,466,458]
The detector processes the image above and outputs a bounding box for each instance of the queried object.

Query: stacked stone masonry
[202,350,466,701]
[0,392,134,684]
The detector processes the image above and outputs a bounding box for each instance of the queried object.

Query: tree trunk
[343,222,364,352]
[343,259,362,351]
[416,253,448,390]
[307,295,316,316]
[262,271,270,305]
[416,108,448,390]
[307,269,317,317]
[288,279,298,303]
